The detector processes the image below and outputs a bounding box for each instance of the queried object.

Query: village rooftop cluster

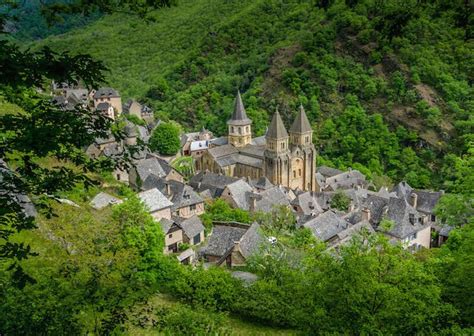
[52,85,451,266]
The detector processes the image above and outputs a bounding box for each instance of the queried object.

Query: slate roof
[361,195,389,224]
[93,87,120,99]
[200,224,248,257]
[234,154,263,168]
[330,220,375,248]
[160,218,175,233]
[251,176,274,190]
[302,211,350,242]
[208,144,239,159]
[189,171,239,198]
[89,192,122,210]
[134,157,173,182]
[266,109,288,139]
[174,215,205,240]
[325,170,367,191]
[96,102,111,111]
[210,136,228,146]
[253,186,290,212]
[227,91,252,126]
[289,104,312,134]
[239,222,262,258]
[291,191,324,216]
[391,181,413,200]
[138,188,173,213]
[413,190,443,214]
[251,135,266,146]
[0,159,37,218]
[313,191,336,210]
[141,176,203,210]
[317,166,344,178]
[384,197,426,239]
[238,144,265,158]
[225,180,254,210]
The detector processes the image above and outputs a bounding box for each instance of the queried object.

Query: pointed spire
[227,90,252,126]
[290,104,312,134]
[266,107,288,139]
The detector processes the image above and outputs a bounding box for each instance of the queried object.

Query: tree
[330,190,351,211]
[149,122,181,156]
[0,0,169,289]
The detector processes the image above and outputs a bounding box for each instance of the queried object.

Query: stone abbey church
[199,92,317,191]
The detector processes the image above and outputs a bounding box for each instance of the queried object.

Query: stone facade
[199,93,317,192]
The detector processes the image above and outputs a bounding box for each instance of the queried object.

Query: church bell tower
[227,91,252,148]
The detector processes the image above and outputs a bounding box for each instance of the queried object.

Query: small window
[193,233,201,245]
[231,126,234,133]
[168,234,173,238]
[298,169,302,177]
[246,126,249,132]
[238,127,242,134]
[409,214,415,224]
[293,170,296,178]
[305,136,309,143]
[116,174,121,180]
[190,204,196,211]
[431,215,436,222]
[281,142,284,149]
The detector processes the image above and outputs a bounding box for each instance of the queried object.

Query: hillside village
[48,84,453,267]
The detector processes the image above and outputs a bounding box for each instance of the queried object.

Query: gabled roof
[200,225,248,257]
[93,87,120,99]
[138,188,173,213]
[384,197,426,239]
[189,171,239,196]
[174,215,205,240]
[413,190,443,214]
[251,176,274,190]
[141,176,203,210]
[317,166,344,178]
[227,91,252,126]
[266,109,288,140]
[302,211,349,242]
[239,222,262,258]
[253,186,290,212]
[289,104,312,134]
[96,102,111,110]
[207,144,239,159]
[133,157,174,183]
[225,180,254,210]
[90,192,122,210]
[291,191,324,216]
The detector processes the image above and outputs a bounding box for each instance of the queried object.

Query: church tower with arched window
[227,91,252,147]
[264,108,290,187]
[288,104,317,191]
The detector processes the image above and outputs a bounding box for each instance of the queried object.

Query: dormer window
[409,213,415,224]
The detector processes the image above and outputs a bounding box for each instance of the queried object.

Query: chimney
[410,193,418,208]
[308,201,314,210]
[249,193,258,212]
[361,207,371,222]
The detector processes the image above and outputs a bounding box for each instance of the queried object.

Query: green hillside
[37,0,473,188]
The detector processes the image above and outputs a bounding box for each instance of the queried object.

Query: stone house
[123,99,154,123]
[200,222,262,267]
[137,188,173,221]
[141,176,204,218]
[129,156,183,189]
[174,215,205,246]
[160,218,184,254]
[93,87,122,119]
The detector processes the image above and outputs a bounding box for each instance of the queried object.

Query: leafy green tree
[330,190,351,211]
[149,122,181,155]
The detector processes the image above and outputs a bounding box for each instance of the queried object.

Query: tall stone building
[199,92,317,191]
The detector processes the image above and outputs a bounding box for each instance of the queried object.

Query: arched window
[298,169,302,177]
[246,126,249,133]
[293,170,296,178]
[238,127,242,134]
[231,126,234,133]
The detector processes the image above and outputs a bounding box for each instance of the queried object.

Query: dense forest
[35,0,473,190]
[0,0,473,335]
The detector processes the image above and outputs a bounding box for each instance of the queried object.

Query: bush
[149,122,181,155]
